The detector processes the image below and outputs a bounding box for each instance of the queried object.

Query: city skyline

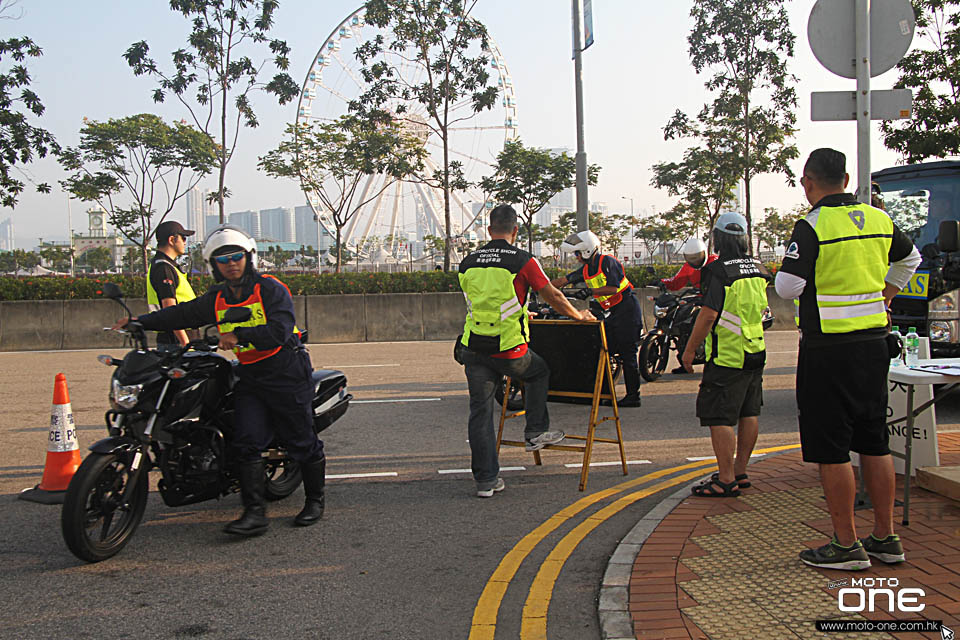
[3,1,946,250]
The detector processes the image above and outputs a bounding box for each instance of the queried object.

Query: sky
[2,0,939,249]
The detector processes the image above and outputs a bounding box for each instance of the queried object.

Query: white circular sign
[808,0,915,79]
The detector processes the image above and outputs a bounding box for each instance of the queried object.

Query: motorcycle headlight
[654,304,670,318]
[929,291,960,320]
[111,378,143,410]
[928,320,957,343]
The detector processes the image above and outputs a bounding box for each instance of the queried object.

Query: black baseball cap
[155,220,195,244]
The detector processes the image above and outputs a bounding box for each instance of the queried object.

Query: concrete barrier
[365,293,423,342]
[0,287,802,351]
[0,301,64,351]
[423,292,464,340]
[306,294,365,344]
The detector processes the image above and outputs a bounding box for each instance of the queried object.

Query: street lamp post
[621,196,634,264]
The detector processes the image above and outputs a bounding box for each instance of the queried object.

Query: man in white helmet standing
[551,230,643,407]
[661,237,718,374]
[113,225,326,537]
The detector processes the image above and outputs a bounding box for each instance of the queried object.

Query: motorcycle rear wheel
[639,333,669,382]
[265,459,302,501]
[61,452,149,563]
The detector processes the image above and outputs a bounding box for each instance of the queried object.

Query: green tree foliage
[123,0,299,222]
[353,0,498,271]
[0,247,37,273]
[0,27,59,208]
[77,246,113,273]
[259,116,424,273]
[59,114,218,273]
[123,246,144,275]
[679,0,799,247]
[881,1,960,162]
[481,141,599,254]
[635,215,674,263]
[754,204,805,253]
[39,245,72,273]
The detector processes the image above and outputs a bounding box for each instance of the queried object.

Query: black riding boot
[224,460,269,536]
[295,456,325,527]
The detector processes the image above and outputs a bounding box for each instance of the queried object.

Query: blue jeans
[461,347,551,490]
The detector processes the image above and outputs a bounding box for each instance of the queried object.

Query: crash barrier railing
[496,319,628,492]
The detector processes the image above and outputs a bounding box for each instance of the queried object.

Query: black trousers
[605,294,643,396]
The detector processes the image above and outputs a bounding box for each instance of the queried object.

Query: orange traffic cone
[19,373,83,504]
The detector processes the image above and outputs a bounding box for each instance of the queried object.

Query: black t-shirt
[149,252,184,303]
[779,193,915,344]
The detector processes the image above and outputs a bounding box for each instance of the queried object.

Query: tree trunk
[442,137,451,272]
[140,244,149,276]
[335,228,342,274]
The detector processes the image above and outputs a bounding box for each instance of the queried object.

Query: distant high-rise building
[534,147,575,228]
[228,210,260,239]
[205,214,220,236]
[185,186,205,240]
[294,205,333,251]
[0,217,13,251]
[259,207,294,243]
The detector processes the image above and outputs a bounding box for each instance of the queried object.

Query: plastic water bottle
[905,327,920,367]
[889,326,903,368]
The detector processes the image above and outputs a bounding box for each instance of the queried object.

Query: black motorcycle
[494,284,626,410]
[638,279,775,381]
[638,280,705,381]
[61,283,351,563]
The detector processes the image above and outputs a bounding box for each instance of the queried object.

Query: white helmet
[202,225,258,277]
[681,237,707,268]
[560,230,601,260]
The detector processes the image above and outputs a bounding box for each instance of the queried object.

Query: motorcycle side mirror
[102,283,124,300]
[921,243,941,261]
[938,220,960,253]
[220,307,252,325]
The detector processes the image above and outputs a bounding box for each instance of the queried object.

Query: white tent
[13,265,57,276]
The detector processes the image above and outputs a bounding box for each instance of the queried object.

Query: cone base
[18,485,67,505]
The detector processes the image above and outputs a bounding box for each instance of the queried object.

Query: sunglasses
[213,251,245,264]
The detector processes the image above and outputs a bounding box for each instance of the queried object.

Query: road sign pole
[856,0,871,205]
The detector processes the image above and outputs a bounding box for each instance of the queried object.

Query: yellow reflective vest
[147,254,196,310]
[705,258,770,369]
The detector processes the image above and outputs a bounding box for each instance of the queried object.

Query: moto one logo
[838,578,925,612]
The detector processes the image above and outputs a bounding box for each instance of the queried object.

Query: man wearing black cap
[147,220,197,347]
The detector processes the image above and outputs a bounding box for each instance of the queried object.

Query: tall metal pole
[66,197,75,277]
[855,0,871,204]
[572,0,589,231]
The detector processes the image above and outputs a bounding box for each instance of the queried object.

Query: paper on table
[909,364,960,376]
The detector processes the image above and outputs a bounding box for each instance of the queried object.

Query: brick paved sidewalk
[628,433,960,640]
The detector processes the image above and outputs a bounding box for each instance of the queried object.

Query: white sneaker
[525,430,565,451]
[477,477,505,498]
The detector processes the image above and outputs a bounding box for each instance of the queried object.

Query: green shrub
[0,262,782,301]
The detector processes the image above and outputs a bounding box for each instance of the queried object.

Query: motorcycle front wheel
[639,333,669,381]
[61,452,149,563]
[265,459,301,501]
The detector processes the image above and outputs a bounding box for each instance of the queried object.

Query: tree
[635,215,673,263]
[0,247,37,273]
[123,246,145,274]
[681,0,799,248]
[258,116,424,273]
[542,220,574,267]
[754,204,804,254]
[881,1,960,162]
[39,244,71,272]
[480,140,599,254]
[77,246,112,273]
[59,114,217,273]
[353,0,498,271]
[652,130,741,249]
[124,0,299,223]
[0,1,59,208]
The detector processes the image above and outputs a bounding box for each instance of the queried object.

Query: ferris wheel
[295,7,519,260]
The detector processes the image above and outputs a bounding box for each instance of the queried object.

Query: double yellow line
[469,444,801,640]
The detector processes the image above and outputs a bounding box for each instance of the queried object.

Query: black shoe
[295,457,326,527]
[225,460,269,537]
[799,537,871,571]
[671,366,688,374]
[618,394,641,407]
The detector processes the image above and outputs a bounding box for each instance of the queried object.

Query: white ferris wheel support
[295,7,519,261]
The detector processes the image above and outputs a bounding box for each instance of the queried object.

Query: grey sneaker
[860,534,905,564]
[525,430,565,451]
[799,538,871,571]
[477,477,505,498]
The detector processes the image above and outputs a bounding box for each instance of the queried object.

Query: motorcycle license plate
[896,271,929,300]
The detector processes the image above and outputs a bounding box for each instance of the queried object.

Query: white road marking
[327,472,399,479]
[437,466,526,474]
[563,460,652,468]
[352,398,442,404]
